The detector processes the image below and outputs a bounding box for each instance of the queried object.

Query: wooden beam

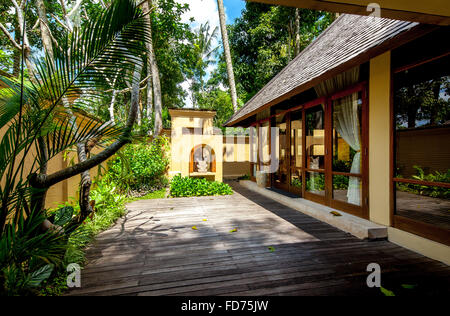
[248,0,450,26]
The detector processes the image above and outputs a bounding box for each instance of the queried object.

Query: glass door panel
[274,113,289,189]
[305,105,326,198]
[290,110,303,194]
[332,92,363,206]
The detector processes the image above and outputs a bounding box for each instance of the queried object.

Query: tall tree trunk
[142,0,162,136]
[294,8,301,57]
[13,20,21,77]
[217,0,238,112]
[36,0,54,61]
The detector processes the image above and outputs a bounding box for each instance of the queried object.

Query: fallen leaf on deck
[268,246,275,252]
[330,211,342,217]
[380,286,395,296]
[230,228,237,233]
[401,284,417,289]
[192,226,198,230]
[202,219,207,221]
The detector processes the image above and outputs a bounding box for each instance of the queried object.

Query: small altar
[168,109,223,182]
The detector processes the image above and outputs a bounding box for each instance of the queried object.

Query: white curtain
[314,66,361,205]
[334,94,361,205]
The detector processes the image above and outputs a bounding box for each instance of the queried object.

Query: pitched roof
[225,14,420,126]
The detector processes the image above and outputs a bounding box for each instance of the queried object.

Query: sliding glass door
[270,84,368,218]
[305,105,326,203]
[329,89,368,217]
[273,113,289,191]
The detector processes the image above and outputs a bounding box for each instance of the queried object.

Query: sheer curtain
[333,94,361,205]
[314,66,362,205]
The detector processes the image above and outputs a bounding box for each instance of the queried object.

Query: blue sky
[178,0,246,106]
[224,0,246,23]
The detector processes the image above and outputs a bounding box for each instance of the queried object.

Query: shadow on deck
[66,182,450,296]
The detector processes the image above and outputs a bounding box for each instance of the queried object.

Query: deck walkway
[67,182,450,296]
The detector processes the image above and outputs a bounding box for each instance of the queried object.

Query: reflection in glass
[306,171,325,196]
[290,110,302,169]
[394,55,450,230]
[395,183,450,231]
[333,175,361,206]
[306,106,325,170]
[291,169,302,190]
[274,113,288,186]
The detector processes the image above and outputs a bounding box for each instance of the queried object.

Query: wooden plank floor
[67,182,450,296]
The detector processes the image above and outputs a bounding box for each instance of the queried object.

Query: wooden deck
[67,182,450,296]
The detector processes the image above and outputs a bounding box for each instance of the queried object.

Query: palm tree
[0,0,149,243]
[217,0,238,112]
[190,22,219,107]
[141,0,163,136]
[0,0,150,293]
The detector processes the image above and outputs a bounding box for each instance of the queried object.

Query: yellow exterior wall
[368,51,392,226]
[169,110,223,182]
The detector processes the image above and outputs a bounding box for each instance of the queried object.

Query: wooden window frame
[264,82,369,218]
[391,52,450,246]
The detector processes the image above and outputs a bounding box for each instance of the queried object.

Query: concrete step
[239,180,387,240]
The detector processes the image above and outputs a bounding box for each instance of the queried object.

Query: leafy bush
[333,175,349,190]
[306,173,325,191]
[38,180,127,295]
[170,176,233,197]
[107,136,170,194]
[396,166,450,199]
[0,211,66,296]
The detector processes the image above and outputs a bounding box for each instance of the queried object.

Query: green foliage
[196,88,235,130]
[0,210,66,296]
[210,3,334,104]
[333,175,349,190]
[107,136,170,194]
[306,173,325,192]
[291,178,302,189]
[396,166,450,199]
[53,206,74,227]
[170,176,233,197]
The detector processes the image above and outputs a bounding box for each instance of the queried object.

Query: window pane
[394,56,450,181]
[394,55,450,232]
[249,126,258,163]
[306,106,325,170]
[395,183,450,231]
[259,122,270,165]
[332,92,362,173]
[274,113,288,185]
[306,171,325,196]
[333,175,362,206]
[291,110,302,168]
[291,169,302,190]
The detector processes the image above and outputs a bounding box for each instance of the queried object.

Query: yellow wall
[368,51,391,226]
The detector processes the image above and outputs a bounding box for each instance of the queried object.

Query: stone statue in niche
[195,147,211,173]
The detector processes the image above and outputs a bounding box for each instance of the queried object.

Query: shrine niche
[168,108,223,182]
[189,144,216,174]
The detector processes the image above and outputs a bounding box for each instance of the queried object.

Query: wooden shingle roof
[225,14,424,126]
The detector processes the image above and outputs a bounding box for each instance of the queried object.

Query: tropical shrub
[170,176,233,197]
[107,136,170,194]
[396,166,450,199]
[0,0,150,295]
[0,211,66,296]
